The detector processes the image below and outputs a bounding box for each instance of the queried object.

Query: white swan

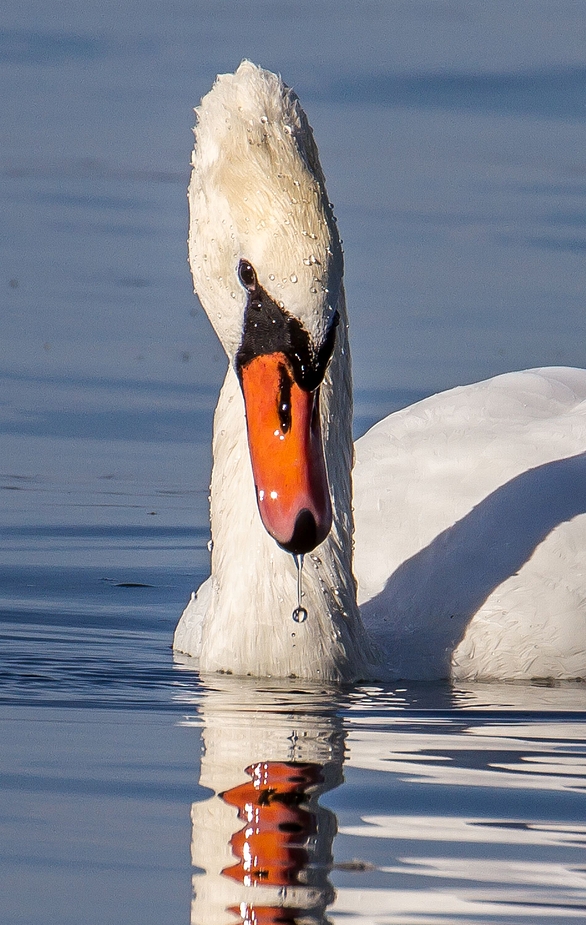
[174,61,586,682]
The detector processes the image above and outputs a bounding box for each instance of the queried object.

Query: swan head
[189,61,344,554]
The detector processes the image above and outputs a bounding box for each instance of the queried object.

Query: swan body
[174,61,586,682]
[353,367,586,680]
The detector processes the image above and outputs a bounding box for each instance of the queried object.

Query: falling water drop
[292,553,308,623]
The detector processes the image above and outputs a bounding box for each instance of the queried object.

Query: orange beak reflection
[240,353,332,554]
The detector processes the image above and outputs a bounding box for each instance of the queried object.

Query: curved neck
[199,292,374,681]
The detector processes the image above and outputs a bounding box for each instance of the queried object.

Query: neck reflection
[189,680,344,925]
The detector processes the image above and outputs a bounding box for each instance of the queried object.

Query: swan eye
[238,259,257,291]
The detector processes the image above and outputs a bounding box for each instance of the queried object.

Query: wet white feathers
[179,62,369,682]
[353,367,586,680]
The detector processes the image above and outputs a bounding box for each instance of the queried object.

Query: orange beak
[240,352,332,554]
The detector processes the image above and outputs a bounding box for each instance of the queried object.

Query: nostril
[278,509,318,555]
[278,364,292,434]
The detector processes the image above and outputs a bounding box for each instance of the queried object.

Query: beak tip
[277,508,330,556]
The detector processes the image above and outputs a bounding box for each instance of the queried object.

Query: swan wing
[353,367,586,679]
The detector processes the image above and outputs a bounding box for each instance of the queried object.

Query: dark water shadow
[322,66,586,121]
[363,452,586,676]
[0,29,108,65]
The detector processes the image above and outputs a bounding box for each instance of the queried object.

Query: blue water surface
[1,2,586,923]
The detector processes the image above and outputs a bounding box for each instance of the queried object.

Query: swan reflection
[182,680,344,924]
[177,677,586,924]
